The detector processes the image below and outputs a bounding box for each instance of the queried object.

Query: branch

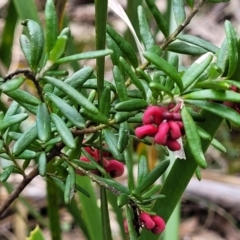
[0,142,64,217]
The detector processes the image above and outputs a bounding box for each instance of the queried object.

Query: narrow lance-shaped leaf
[64,165,76,204]
[125,205,138,240]
[51,113,76,149]
[0,77,25,92]
[181,106,207,168]
[45,0,58,54]
[47,93,86,129]
[20,34,32,68]
[53,66,93,97]
[217,38,228,75]
[176,35,219,53]
[145,0,169,38]
[135,159,170,193]
[43,76,102,116]
[38,152,47,177]
[184,99,240,127]
[117,122,129,153]
[115,99,148,112]
[183,89,240,102]
[106,34,123,65]
[172,0,186,26]
[181,53,213,91]
[99,86,111,118]
[124,150,134,191]
[211,138,227,153]
[106,25,138,68]
[21,19,44,71]
[36,102,51,142]
[138,6,154,50]
[55,49,113,64]
[137,155,148,186]
[0,113,28,132]
[113,65,128,102]
[143,51,183,91]
[12,123,38,156]
[119,57,146,99]
[224,20,238,78]
[167,42,207,55]
[103,128,124,161]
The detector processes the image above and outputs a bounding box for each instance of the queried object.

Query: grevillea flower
[77,147,124,178]
[135,105,184,151]
[150,215,166,234]
[140,212,155,230]
[123,219,129,234]
[105,160,124,178]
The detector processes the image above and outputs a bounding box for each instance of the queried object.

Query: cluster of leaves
[1,0,240,239]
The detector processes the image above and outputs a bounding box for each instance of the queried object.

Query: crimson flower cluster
[135,105,184,151]
[77,147,124,178]
[124,212,165,235]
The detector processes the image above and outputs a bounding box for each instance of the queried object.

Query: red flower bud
[166,139,181,151]
[105,160,124,178]
[140,212,155,230]
[143,106,165,125]
[151,215,165,234]
[154,122,169,145]
[135,124,158,139]
[168,121,182,140]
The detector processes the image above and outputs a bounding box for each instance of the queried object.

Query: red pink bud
[154,122,169,145]
[143,106,165,125]
[105,160,124,178]
[166,139,181,151]
[140,212,155,230]
[168,121,182,140]
[135,124,158,139]
[151,215,165,234]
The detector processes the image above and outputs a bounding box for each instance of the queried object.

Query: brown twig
[0,142,64,217]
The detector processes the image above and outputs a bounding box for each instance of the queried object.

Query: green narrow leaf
[0,113,28,132]
[125,205,138,240]
[124,150,134,191]
[135,159,170,193]
[55,49,113,64]
[184,99,240,127]
[181,54,213,90]
[36,102,51,142]
[211,138,227,153]
[137,155,148,186]
[48,35,68,62]
[149,81,174,98]
[20,34,32,68]
[45,0,58,54]
[103,128,124,161]
[76,176,103,240]
[6,89,41,106]
[176,35,219,53]
[0,77,25,92]
[47,93,86,129]
[217,38,228,75]
[0,1,18,66]
[143,51,183,91]
[138,6,154,50]
[224,20,238,78]
[64,165,76,204]
[194,80,230,90]
[38,152,47,177]
[115,99,148,112]
[106,25,138,68]
[43,76,100,115]
[0,166,15,182]
[113,65,128,102]
[21,19,44,71]
[99,86,111,118]
[119,57,146,99]
[172,0,186,26]
[184,89,240,102]
[145,0,169,37]
[167,42,207,55]
[51,113,76,149]
[117,122,130,153]
[53,66,93,97]
[12,123,38,156]
[181,106,207,168]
